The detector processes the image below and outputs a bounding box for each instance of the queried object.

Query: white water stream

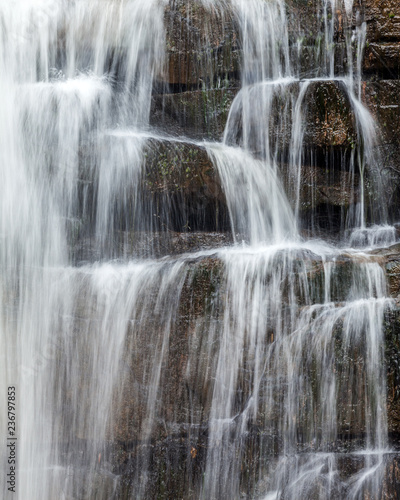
[0,0,397,499]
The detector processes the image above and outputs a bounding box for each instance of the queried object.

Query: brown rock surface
[305,81,356,147]
[361,0,400,42]
[151,87,238,139]
[363,80,400,144]
[163,0,239,88]
[143,139,228,233]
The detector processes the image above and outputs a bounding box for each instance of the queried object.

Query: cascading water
[1,0,399,499]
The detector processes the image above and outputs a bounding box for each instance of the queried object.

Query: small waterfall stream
[1,0,399,499]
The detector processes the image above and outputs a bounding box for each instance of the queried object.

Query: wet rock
[143,139,229,233]
[364,42,400,77]
[63,467,118,500]
[305,81,356,148]
[371,243,400,296]
[70,138,232,261]
[363,80,400,144]
[361,0,400,77]
[62,246,400,497]
[123,231,232,258]
[385,306,400,436]
[361,79,400,219]
[72,231,232,262]
[110,255,224,444]
[162,0,240,89]
[151,87,239,140]
[296,163,360,226]
[286,0,347,45]
[226,80,357,155]
[361,0,400,43]
[109,249,392,436]
[286,0,349,76]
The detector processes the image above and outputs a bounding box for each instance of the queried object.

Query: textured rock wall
[78,1,400,497]
[148,0,400,237]
[101,248,400,499]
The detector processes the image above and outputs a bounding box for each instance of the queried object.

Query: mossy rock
[151,87,239,140]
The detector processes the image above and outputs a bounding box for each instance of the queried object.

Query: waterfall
[0,0,398,499]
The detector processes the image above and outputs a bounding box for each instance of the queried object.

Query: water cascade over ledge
[1,0,400,499]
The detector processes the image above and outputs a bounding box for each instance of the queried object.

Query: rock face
[4,0,400,498]
[142,140,229,234]
[151,87,238,139]
[163,0,240,89]
[149,0,400,238]
[305,81,356,148]
[362,0,400,76]
[60,0,400,498]
[94,249,400,499]
[359,0,400,223]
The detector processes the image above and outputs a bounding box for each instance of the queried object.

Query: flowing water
[0,0,398,499]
